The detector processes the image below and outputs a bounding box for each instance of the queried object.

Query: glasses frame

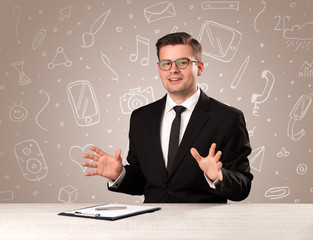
[157,57,199,71]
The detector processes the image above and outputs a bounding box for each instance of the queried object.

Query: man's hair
[155,32,202,61]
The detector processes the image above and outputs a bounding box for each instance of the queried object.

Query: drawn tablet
[198,21,242,62]
[67,80,100,127]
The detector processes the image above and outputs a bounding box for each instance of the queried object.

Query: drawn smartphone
[14,139,48,181]
[67,80,100,127]
[197,20,242,62]
[289,95,311,120]
[251,70,275,104]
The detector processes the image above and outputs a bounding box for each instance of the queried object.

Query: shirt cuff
[107,167,126,189]
[204,172,222,189]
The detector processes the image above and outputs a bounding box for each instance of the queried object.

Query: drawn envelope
[197,21,242,62]
[144,1,176,23]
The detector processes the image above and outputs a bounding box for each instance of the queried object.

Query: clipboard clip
[74,211,100,218]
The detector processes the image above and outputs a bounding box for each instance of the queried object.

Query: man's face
[158,44,204,103]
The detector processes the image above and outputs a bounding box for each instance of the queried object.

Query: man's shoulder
[131,95,166,116]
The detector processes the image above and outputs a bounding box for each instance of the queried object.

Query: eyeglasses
[157,57,199,71]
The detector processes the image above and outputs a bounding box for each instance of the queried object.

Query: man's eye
[161,61,170,66]
[178,59,188,65]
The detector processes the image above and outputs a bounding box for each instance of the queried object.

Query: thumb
[115,149,122,161]
[190,148,202,162]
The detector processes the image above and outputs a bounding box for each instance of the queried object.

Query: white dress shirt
[109,88,219,189]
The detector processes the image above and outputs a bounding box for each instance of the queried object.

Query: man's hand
[82,145,123,180]
[190,143,223,182]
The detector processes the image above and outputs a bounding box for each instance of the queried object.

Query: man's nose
[169,62,180,73]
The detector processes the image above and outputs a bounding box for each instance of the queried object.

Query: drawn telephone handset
[67,80,100,127]
[14,139,48,181]
[251,70,275,116]
[287,92,313,141]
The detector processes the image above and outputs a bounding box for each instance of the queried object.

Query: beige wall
[1,0,312,203]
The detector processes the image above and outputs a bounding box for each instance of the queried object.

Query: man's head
[155,32,202,61]
[156,32,204,104]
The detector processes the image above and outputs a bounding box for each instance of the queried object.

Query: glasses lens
[159,60,171,70]
[176,58,189,69]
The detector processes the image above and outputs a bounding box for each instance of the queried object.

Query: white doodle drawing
[277,147,290,158]
[35,89,50,131]
[12,60,32,85]
[253,0,266,33]
[287,92,313,141]
[274,15,292,32]
[0,191,14,201]
[251,70,275,117]
[81,9,111,48]
[59,5,71,21]
[120,87,155,114]
[201,1,239,11]
[171,25,179,33]
[198,82,208,92]
[231,55,250,89]
[283,22,313,51]
[249,146,265,172]
[8,102,28,122]
[58,185,78,203]
[12,5,21,36]
[100,51,119,82]
[130,35,150,66]
[48,47,72,69]
[32,29,46,50]
[248,127,256,137]
[265,186,290,200]
[14,139,48,181]
[299,61,313,78]
[67,80,100,127]
[69,144,94,172]
[197,21,242,62]
[296,163,307,175]
[144,1,176,23]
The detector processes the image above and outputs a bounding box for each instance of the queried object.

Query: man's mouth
[169,77,183,82]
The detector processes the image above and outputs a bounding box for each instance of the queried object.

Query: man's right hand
[82,145,123,181]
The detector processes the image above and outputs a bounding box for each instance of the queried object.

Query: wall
[1,0,312,203]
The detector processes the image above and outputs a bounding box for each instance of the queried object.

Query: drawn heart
[69,144,94,172]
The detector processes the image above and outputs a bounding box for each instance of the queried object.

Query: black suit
[109,90,253,203]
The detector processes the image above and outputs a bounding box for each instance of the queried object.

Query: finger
[84,170,98,176]
[190,148,202,162]
[82,161,97,168]
[115,149,122,161]
[215,151,222,162]
[208,143,217,157]
[217,161,222,169]
[82,153,99,161]
[90,145,106,157]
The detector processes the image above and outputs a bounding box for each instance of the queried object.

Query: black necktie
[167,106,186,173]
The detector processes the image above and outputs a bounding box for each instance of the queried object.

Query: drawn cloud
[283,22,313,40]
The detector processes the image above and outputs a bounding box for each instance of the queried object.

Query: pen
[95,206,127,211]
[231,55,250,89]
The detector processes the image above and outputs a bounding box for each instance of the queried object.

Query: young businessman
[82,32,253,203]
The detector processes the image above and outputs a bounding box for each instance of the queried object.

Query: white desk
[0,203,312,240]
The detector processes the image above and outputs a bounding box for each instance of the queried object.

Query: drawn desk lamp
[287,92,313,141]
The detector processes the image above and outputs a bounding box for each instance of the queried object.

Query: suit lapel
[149,95,168,179]
[167,91,211,177]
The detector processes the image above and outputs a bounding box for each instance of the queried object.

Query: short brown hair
[155,32,202,61]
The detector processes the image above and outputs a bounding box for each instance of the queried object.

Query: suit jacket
[109,90,253,203]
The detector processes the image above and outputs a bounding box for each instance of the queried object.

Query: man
[82,32,253,203]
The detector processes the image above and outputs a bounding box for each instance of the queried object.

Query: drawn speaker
[14,139,48,181]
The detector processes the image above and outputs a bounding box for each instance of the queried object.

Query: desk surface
[0,203,312,240]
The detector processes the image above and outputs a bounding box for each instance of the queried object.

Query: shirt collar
[165,88,201,113]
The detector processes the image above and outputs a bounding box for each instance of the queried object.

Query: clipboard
[58,203,161,221]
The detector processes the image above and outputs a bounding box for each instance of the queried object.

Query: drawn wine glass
[12,60,31,85]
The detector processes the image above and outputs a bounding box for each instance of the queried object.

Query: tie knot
[173,105,186,115]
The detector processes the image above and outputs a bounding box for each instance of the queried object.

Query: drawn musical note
[100,51,119,82]
[130,35,150,66]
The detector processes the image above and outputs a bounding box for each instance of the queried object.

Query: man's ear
[197,61,204,76]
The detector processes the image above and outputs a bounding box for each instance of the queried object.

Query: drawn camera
[14,140,48,181]
[120,87,154,114]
